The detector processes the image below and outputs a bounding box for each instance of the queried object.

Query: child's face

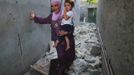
[51,4,60,12]
[65,3,72,11]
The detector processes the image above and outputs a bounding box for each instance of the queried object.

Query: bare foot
[65,46,70,51]
[53,44,57,48]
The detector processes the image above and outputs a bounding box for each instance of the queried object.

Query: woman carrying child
[30,0,75,74]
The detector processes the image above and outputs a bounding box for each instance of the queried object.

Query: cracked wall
[0,0,51,75]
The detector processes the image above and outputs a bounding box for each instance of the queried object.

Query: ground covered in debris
[24,22,102,75]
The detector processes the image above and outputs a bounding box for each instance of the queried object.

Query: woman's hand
[59,31,68,36]
[30,11,36,20]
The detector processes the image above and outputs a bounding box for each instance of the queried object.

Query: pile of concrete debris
[24,22,102,75]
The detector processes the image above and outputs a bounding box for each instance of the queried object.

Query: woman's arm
[34,15,51,24]
[59,26,74,36]
[59,31,68,36]
[30,11,51,24]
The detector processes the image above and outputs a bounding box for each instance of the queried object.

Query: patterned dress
[34,14,75,74]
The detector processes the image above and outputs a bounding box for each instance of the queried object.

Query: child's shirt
[61,10,73,25]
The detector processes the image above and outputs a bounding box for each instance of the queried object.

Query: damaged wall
[97,0,134,75]
[0,0,51,75]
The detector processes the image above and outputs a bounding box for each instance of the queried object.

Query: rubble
[24,22,102,75]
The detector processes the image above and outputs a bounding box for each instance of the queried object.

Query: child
[53,0,74,51]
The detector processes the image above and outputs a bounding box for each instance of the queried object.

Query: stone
[90,70,100,75]
[90,46,101,56]
[80,72,90,75]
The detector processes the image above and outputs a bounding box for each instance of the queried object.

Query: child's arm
[63,9,70,20]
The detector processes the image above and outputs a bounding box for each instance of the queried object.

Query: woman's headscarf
[51,0,61,5]
[51,0,62,21]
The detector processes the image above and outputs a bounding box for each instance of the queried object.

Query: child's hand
[30,11,36,20]
[63,8,67,14]
[63,9,67,19]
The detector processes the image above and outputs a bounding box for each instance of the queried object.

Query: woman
[30,0,75,74]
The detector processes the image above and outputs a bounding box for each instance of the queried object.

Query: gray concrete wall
[73,0,80,25]
[97,0,134,75]
[0,0,51,75]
